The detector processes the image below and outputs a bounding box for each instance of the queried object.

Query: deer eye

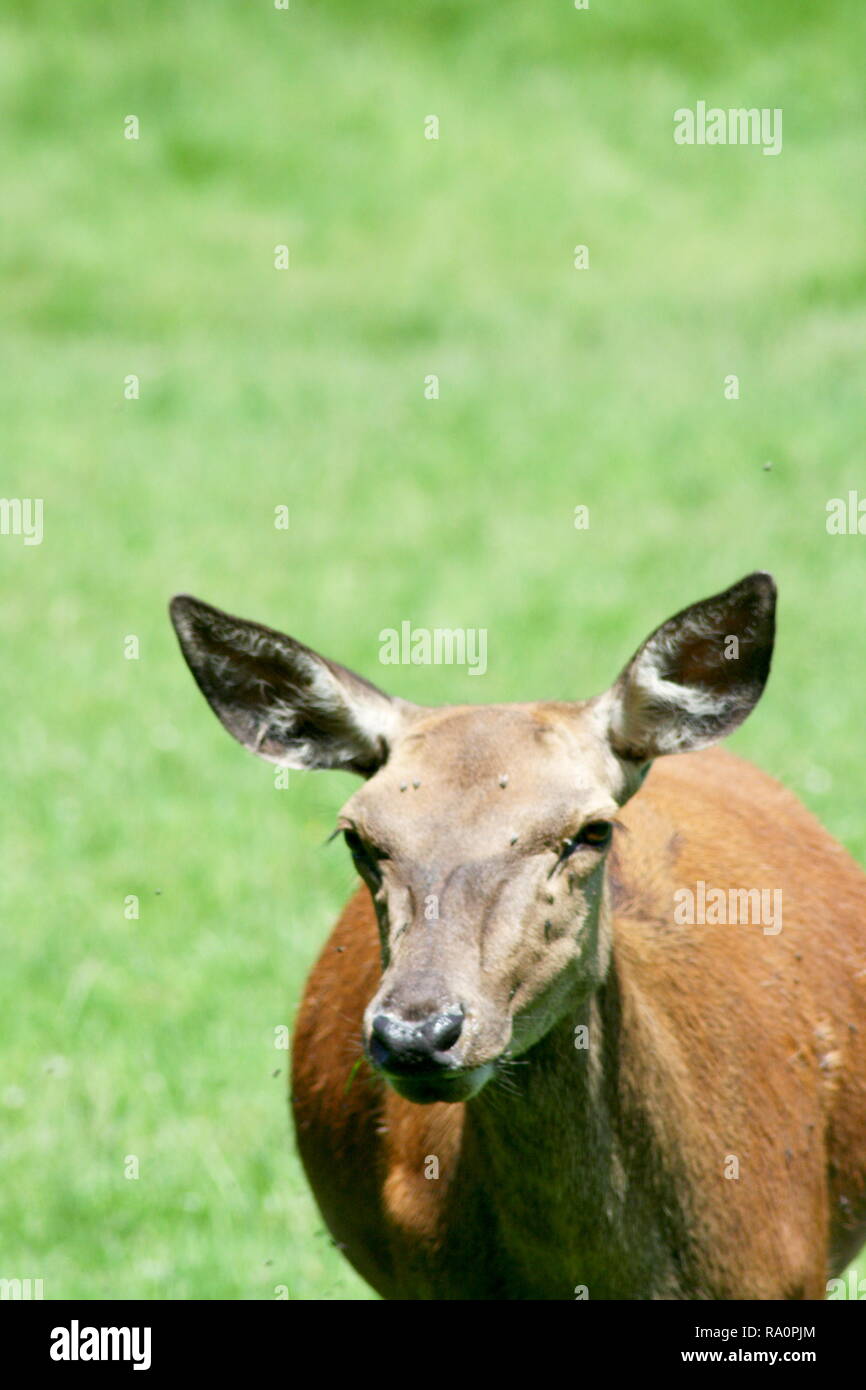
[561,821,614,858]
[343,829,389,875]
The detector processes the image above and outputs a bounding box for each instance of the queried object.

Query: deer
[169,573,866,1300]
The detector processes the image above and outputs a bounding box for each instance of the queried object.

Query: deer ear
[603,572,776,763]
[169,596,414,776]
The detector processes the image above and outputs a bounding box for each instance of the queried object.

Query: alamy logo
[826,491,866,534]
[0,497,43,545]
[50,1320,152,1371]
[673,880,782,936]
[379,622,487,676]
[674,103,782,156]
[0,1277,43,1299]
[827,1269,866,1299]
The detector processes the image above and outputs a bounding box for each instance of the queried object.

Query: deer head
[170,572,775,1104]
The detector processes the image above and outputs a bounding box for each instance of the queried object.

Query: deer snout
[369,1007,464,1074]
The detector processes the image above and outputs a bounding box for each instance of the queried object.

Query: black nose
[369,1008,464,1073]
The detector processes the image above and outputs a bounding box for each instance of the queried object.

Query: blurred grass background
[1,0,864,1299]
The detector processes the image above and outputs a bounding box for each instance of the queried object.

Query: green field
[1,0,864,1299]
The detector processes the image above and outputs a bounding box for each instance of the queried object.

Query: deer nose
[369,1008,464,1073]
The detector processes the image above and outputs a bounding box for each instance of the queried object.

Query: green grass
[1,0,864,1299]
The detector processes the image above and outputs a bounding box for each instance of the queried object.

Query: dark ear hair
[604,572,776,762]
[169,596,414,776]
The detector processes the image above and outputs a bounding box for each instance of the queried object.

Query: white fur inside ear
[171,596,412,776]
[258,654,404,771]
[615,641,740,756]
[606,603,765,762]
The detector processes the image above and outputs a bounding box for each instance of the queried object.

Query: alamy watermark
[826,491,866,534]
[379,622,487,676]
[674,880,782,936]
[674,103,782,157]
[827,1270,866,1299]
[50,1321,151,1371]
[0,497,43,545]
[0,1277,44,1299]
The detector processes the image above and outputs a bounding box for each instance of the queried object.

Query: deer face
[170,572,775,1104]
[338,702,625,1102]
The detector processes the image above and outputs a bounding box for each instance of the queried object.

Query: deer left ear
[602,572,776,763]
[170,595,416,776]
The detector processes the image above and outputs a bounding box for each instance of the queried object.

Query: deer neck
[456,889,677,1296]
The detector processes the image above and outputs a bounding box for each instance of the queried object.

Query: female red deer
[170,573,866,1299]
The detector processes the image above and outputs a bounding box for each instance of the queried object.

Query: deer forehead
[341,702,624,855]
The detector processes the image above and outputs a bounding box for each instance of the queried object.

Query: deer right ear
[602,572,776,764]
[169,596,414,777]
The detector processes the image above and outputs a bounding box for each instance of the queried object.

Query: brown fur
[292,748,866,1299]
[169,577,866,1299]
